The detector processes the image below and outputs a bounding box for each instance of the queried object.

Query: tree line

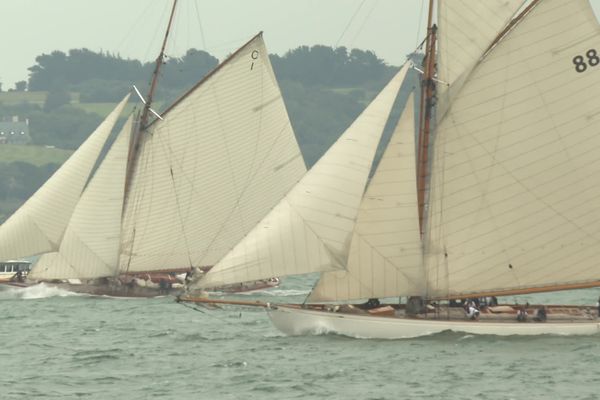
[0,44,419,222]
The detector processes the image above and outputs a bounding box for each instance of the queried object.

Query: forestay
[309,93,425,302]
[196,64,409,290]
[0,95,129,261]
[426,0,600,298]
[119,33,307,274]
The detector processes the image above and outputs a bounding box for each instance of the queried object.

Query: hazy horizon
[1,0,426,88]
[3,0,600,89]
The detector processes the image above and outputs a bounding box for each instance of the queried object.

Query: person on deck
[464,301,480,320]
[533,307,547,322]
[516,305,528,322]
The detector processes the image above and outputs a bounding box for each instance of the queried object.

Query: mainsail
[0,95,129,261]
[119,33,306,274]
[196,64,409,290]
[436,0,526,116]
[30,116,133,280]
[426,0,600,298]
[309,93,424,302]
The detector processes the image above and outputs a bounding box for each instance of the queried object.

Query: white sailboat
[0,2,306,296]
[183,0,600,337]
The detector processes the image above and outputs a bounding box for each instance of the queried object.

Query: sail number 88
[573,49,600,73]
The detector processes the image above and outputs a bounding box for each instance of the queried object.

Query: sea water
[2,276,599,400]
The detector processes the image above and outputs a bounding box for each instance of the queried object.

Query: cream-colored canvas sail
[119,34,306,274]
[195,64,409,290]
[309,93,425,302]
[436,0,525,117]
[0,94,129,261]
[425,0,600,298]
[437,0,525,86]
[29,116,133,280]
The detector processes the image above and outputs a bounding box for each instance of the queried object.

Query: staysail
[119,33,307,274]
[30,116,133,280]
[195,64,409,290]
[309,92,425,302]
[426,0,600,298]
[0,95,130,261]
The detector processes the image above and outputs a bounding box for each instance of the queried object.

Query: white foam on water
[0,283,85,299]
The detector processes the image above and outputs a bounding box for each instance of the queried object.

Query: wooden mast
[416,0,437,236]
[140,0,178,130]
[120,1,178,275]
[124,0,178,196]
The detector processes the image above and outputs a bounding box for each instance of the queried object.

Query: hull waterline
[267,305,600,339]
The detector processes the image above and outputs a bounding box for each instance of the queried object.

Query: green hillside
[0,144,72,166]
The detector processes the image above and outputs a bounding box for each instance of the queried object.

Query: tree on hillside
[44,87,71,111]
[28,49,143,91]
[28,51,68,91]
[14,81,27,91]
[271,45,393,87]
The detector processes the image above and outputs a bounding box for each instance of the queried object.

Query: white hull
[267,306,600,339]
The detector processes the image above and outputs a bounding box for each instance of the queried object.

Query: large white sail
[196,64,409,290]
[30,116,133,280]
[309,93,425,302]
[119,34,306,274]
[436,0,525,117]
[426,0,600,298]
[0,94,129,261]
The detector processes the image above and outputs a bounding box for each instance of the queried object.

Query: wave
[0,282,86,299]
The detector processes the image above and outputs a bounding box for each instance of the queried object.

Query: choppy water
[2,276,600,400]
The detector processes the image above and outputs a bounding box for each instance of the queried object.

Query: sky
[0,0,428,88]
[2,0,600,88]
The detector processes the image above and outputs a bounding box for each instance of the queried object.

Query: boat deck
[295,303,599,324]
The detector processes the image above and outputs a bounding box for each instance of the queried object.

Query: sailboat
[0,1,306,297]
[181,0,600,337]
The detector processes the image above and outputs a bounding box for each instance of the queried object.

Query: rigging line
[335,0,368,47]
[349,0,379,47]
[114,4,155,56]
[152,128,195,269]
[142,2,172,67]
[415,0,426,48]
[193,0,208,51]
[168,163,195,269]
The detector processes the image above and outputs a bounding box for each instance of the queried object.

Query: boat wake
[0,283,85,299]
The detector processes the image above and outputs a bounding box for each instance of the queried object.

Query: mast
[141,0,178,129]
[124,0,178,197]
[120,0,178,275]
[416,0,436,236]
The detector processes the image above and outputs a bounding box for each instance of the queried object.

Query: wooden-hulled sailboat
[182,0,600,337]
[0,1,305,297]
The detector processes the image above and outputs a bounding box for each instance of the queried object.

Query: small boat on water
[182,0,600,338]
[0,260,32,287]
[0,1,304,298]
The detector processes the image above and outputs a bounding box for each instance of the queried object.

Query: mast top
[140,0,178,130]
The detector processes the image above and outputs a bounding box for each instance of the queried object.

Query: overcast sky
[2,0,600,88]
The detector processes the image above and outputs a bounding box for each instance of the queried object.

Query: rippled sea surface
[2,276,600,400]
